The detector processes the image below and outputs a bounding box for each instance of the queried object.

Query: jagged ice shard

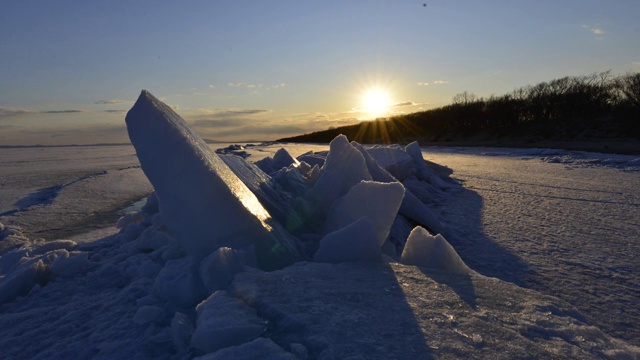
[126,90,299,269]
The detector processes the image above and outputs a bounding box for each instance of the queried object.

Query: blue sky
[1,0,639,145]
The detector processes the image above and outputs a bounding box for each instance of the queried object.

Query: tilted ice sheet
[126,91,299,269]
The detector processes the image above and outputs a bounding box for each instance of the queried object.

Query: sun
[361,87,391,119]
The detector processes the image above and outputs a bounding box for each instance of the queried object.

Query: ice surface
[2,135,640,357]
[401,226,469,274]
[126,91,299,269]
[324,181,404,246]
[232,261,640,359]
[313,216,380,264]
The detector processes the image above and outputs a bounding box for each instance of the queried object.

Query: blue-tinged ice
[305,135,372,212]
[126,90,300,269]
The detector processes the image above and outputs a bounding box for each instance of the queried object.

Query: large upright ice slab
[126,91,299,269]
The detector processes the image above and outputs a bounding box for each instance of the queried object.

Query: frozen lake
[1,142,639,356]
[424,147,640,345]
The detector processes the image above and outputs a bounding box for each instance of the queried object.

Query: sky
[1,0,639,146]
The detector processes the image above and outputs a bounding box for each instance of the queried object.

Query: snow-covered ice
[0,91,639,358]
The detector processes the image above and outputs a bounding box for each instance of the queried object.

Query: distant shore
[2,138,638,156]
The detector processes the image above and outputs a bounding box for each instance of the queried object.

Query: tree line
[279,71,640,144]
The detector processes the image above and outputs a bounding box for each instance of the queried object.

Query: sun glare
[361,88,391,119]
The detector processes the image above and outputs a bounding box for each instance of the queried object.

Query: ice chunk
[366,146,415,181]
[272,166,311,198]
[405,141,453,176]
[0,257,47,304]
[116,211,144,229]
[305,135,372,212]
[400,227,469,274]
[152,256,207,308]
[191,290,266,353]
[29,240,77,256]
[296,151,327,168]
[254,156,275,174]
[199,247,246,292]
[398,191,445,235]
[50,251,94,278]
[351,141,398,183]
[402,178,446,204]
[324,181,405,246]
[0,248,69,304]
[126,91,299,268]
[314,217,380,264]
[272,148,299,170]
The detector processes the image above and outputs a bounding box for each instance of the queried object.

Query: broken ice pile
[0,90,468,357]
[125,91,468,352]
[123,90,463,273]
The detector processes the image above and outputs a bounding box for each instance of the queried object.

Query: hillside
[279,72,640,154]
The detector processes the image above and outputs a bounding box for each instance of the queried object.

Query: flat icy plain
[0,142,638,358]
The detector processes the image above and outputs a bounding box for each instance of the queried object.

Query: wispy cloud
[94,99,125,105]
[269,83,286,90]
[418,80,448,86]
[40,109,83,114]
[102,109,127,114]
[582,24,606,36]
[392,101,416,107]
[189,108,269,127]
[223,109,267,116]
[211,124,305,137]
[191,118,254,128]
[226,82,283,91]
[0,107,34,118]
